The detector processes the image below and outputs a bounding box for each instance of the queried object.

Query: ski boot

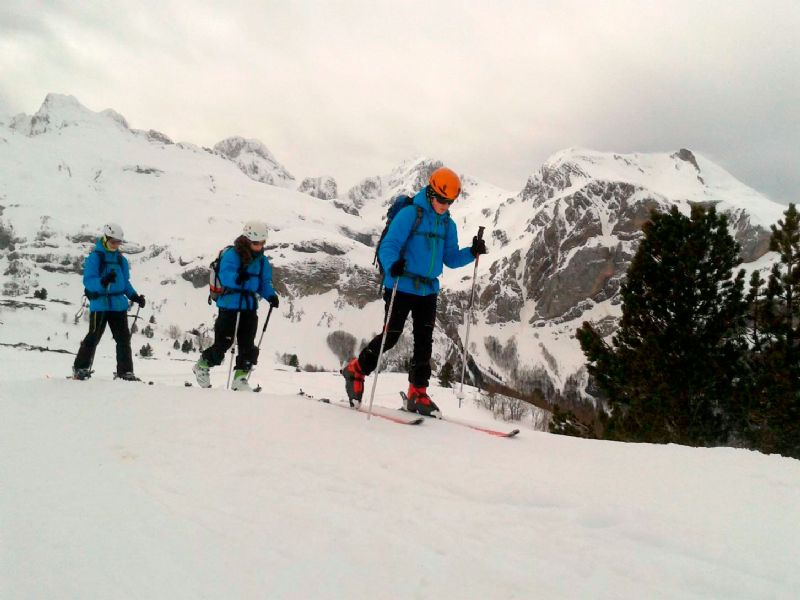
[72,367,92,380]
[114,372,142,382]
[405,385,441,418]
[341,358,365,408]
[231,369,252,392]
[193,358,211,388]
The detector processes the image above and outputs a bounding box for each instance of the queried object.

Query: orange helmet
[429,167,461,201]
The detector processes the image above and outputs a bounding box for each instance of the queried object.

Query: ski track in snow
[1,348,799,599]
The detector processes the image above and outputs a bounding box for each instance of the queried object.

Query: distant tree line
[572,203,800,459]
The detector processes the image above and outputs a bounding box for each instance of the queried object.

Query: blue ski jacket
[378,187,474,296]
[83,239,138,312]
[215,247,277,311]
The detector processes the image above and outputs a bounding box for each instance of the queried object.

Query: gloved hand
[267,294,280,309]
[235,271,248,286]
[470,236,487,257]
[100,270,117,286]
[132,294,146,308]
[389,258,406,278]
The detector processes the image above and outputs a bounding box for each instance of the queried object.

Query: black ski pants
[74,310,133,374]
[202,308,259,371]
[358,287,437,387]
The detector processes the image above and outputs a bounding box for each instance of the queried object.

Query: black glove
[470,236,487,257]
[235,271,248,286]
[100,270,117,286]
[267,294,279,309]
[389,259,406,278]
[132,294,146,308]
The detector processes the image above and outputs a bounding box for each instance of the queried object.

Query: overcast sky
[1,1,798,202]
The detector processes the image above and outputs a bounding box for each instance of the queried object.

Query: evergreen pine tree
[752,204,800,457]
[577,205,748,446]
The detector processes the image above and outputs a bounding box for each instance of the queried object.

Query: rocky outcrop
[214,136,295,186]
[346,176,382,210]
[298,176,338,200]
[181,266,208,289]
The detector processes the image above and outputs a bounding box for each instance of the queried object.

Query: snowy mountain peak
[10,93,129,137]
[345,156,444,216]
[528,147,785,227]
[213,136,295,187]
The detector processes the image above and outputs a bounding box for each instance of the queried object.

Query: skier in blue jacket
[72,223,145,380]
[193,220,279,391]
[342,167,487,416]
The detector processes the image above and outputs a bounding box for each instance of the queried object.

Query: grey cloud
[1,0,798,201]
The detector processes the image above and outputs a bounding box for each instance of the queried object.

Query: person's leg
[234,310,259,371]
[107,311,133,374]
[357,289,413,375]
[201,309,238,367]
[405,293,440,416]
[408,293,438,387]
[73,311,108,373]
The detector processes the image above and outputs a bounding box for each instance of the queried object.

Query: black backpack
[373,195,424,275]
[84,250,122,300]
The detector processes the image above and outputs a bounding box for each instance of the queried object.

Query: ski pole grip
[477,226,485,241]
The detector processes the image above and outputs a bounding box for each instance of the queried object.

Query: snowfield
[1,348,798,599]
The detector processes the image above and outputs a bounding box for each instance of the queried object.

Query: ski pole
[226,297,244,389]
[74,295,88,322]
[129,303,142,327]
[458,226,485,408]
[245,304,273,384]
[366,279,400,421]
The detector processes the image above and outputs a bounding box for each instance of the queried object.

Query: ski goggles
[428,188,456,205]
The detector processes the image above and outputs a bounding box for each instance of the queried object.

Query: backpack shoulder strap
[95,250,106,276]
[398,205,424,258]
[410,206,423,237]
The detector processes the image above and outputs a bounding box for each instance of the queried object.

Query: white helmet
[242,220,268,242]
[102,223,125,241]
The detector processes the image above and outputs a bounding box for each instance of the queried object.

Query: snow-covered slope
[1,347,798,599]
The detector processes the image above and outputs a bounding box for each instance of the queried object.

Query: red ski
[399,392,520,438]
[298,390,424,425]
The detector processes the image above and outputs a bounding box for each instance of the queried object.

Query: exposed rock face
[727,211,772,262]
[298,176,338,200]
[480,251,524,324]
[181,266,209,289]
[214,136,295,186]
[481,154,775,326]
[346,176,382,210]
[142,129,173,145]
[671,148,702,180]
